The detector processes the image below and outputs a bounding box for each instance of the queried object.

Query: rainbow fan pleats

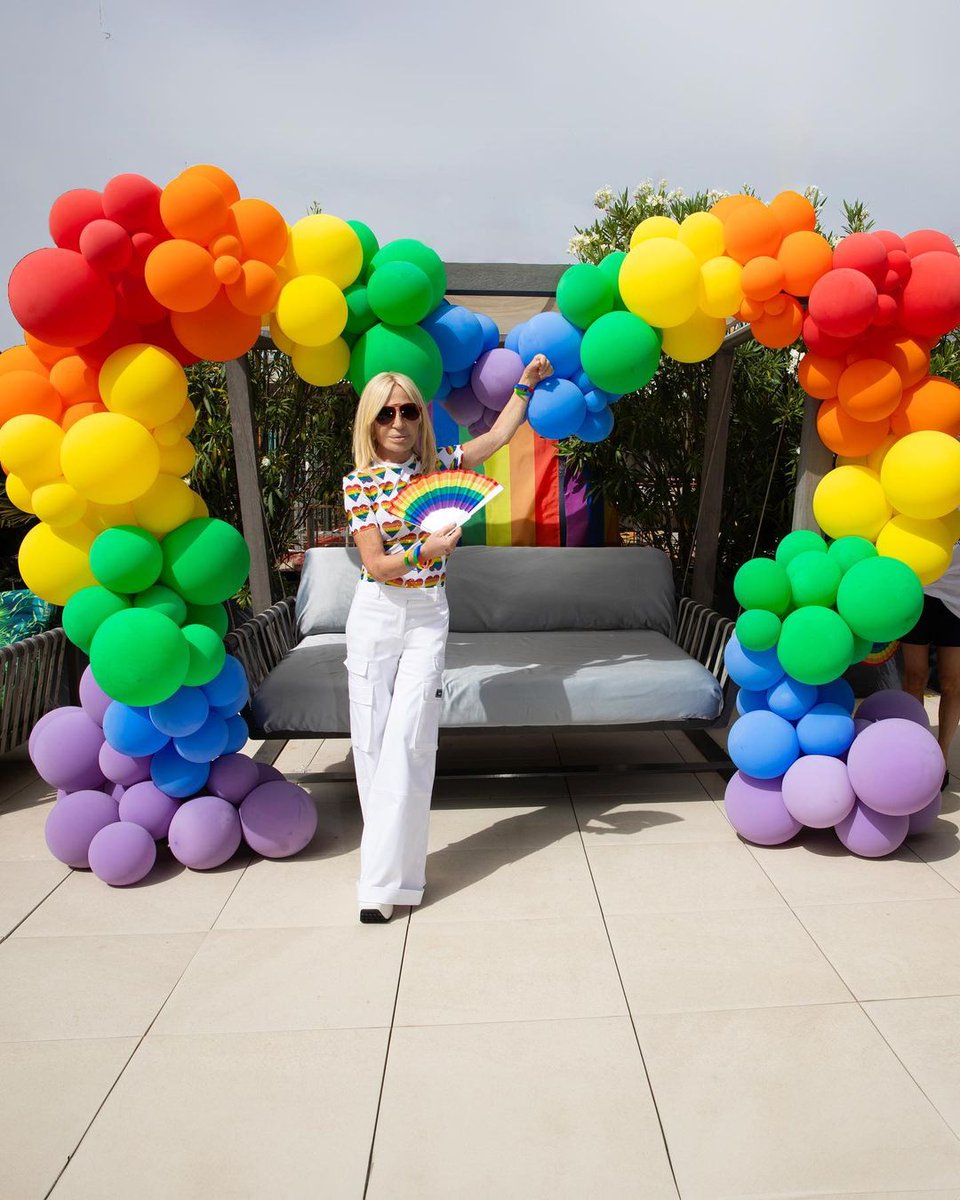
[383,469,503,533]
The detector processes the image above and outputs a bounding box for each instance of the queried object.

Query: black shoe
[359,904,393,923]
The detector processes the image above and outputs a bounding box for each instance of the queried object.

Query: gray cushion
[251,630,723,735]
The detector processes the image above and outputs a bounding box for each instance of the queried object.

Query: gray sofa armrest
[225,597,297,694]
[0,626,68,754]
[676,596,736,719]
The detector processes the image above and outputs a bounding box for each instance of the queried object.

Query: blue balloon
[434,373,452,401]
[583,388,611,414]
[766,676,818,721]
[574,405,614,443]
[447,367,472,388]
[174,714,229,764]
[421,304,484,373]
[150,743,210,798]
[517,312,583,379]
[150,687,210,738]
[796,702,855,757]
[103,701,170,757]
[572,369,592,392]
[475,311,500,354]
[528,378,587,441]
[223,714,249,754]
[817,677,855,713]
[723,634,785,692]
[728,710,800,779]
[202,656,249,713]
[504,323,523,354]
[736,687,768,716]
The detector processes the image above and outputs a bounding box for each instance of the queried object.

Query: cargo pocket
[345,656,376,753]
[413,660,444,753]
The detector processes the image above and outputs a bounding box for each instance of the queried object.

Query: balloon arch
[3,165,959,883]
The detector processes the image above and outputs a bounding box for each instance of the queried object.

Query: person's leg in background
[935,645,960,771]
[901,641,931,707]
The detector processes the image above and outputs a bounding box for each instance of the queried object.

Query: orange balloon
[740,256,784,301]
[764,295,788,316]
[722,204,783,265]
[160,173,229,244]
[209,234,242,259]
[49,355,99,407]
[144,240,220,313]
[817,400,891,456]
[837,359,903,421]
[750,297,803,348]
[182,164,241,206]
[769,191,817,236]
[25,333,74,367]
[739,297,765,322]
[214,255,243,285]
[225,260,282,316]
[798,353,843,400]
[0,372,64,424]
[879,335,930,389]
[891,375,960,437]
[61,401,107,431]
[227,198,289,265]
[170,290,261,362]
[710,194,762,222]
[0,345,48,379]
[777,231,833,297]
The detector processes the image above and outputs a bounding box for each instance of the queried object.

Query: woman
[342,354,553,922]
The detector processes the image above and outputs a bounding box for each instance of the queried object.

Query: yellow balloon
[0,415,63,488]
[288,214,363,288]
[61,412,160,504]
[880,430,960,520]
[99,343,187,428]
[157,436,197,477]
[865,432,899,474]
[678,212,726,263]
[941,508,960,542]
[269,311,295,355]
[875,514,955,585]
[291,337,351,386]
[85,501,137,531]
[660,310,727,364]
[813,465,892,541]
[32,480,87,527]
[698,256,744,319]
[275,276,348,348]
[619,238,700,329]
[191,492,209,519]
[154,399,198,447]
[629,216,679,248]
[132,474,198,537]
[836,455,867,467]
[18,520,95,606]
[5,473,34,514]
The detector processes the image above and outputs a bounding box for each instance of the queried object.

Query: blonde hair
[351,372,437,473]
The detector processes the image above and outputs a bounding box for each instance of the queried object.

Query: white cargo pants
[345,580,449,907]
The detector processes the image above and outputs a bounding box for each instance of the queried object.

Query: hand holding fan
[382,469,502,532]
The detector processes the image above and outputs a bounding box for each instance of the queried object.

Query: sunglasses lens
[375,404,421,425]
[375,408,394,425]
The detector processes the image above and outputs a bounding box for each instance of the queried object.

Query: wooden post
[792,392,834,532]
[225,356,274,614]
[691,348,737,607]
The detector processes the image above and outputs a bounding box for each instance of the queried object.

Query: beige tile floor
[1,715,960,1200]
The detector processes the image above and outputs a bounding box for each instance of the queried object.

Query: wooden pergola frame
[225,263,832,615]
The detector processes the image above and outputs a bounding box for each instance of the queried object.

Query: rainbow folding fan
[382,469,503,532]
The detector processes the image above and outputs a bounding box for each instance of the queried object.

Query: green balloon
[90,608,189,706]
[580,311,660,396]
[597,251,627,310]
[349,322,443,401]
[557,264,614,330]
[786,551,842,608]
[370,238,446,309]
[777,606,854,686]
[836,557,924,642]
[736,609,782,652]
[347,219,380,277]
[181,623,226,686]
[344,284,377,338]
[775,530,828,567]
[733,557,791,615]
[850,632,872,663]
[63,586,130,654]
[184,601,229,639]
[89,525,162,594]
[367,261,434,326]
[160,518,251,606]
[133,584,188,626]
[827,535,878,575]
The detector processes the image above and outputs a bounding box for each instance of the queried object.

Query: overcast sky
[3,0,958,348]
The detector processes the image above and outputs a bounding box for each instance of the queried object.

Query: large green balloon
[181,623,226,686]
[347,219,380,279]
[786,550,842,608]
[90,608,189,706]
[736,609,782,652]
[184,601,229,639]
[63,586,130,654]
[775,529,828,567]
[579,311,660,396]
[370,239,446,309]
[349,322,443,400]
[89,525,162,594]
[367,261,434,326]
[557,264,614,330]
[836,556,924,642]
[733,557,791,615]
[777,606,854,686]
[597,251,628,311]
[160,518,251,606]
[344,284,377,338]
[133,584,188,627]
[827,535,878,575]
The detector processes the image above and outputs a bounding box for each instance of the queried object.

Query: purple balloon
[44,790,119,868]
[79,666,112,726]
[99,742,152,786]
[168,795,242,869]
[847,718,945,816]
[110,783,125,803]
[30,707,106,791]
[782,755,857,828]
[908,792,942,834]
[28,708,63,760]
[207,753,260,805]
[471,348,524,411]
[856,689,931,729]
[723,771,802,846]
[119,781,181,839]
[255,761,285,785]
[835,801,908,857]
[239,781,318,858]
[88,821,156,886]
[442,386,484,427]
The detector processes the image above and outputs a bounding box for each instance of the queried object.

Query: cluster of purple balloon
[725,689,944,857]
[33,665,318,885]
[425,302,500,436]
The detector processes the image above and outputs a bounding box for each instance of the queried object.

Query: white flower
[593,186,614,210]
[261,456,271,468]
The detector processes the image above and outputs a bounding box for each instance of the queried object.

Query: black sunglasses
[375,403,421,426]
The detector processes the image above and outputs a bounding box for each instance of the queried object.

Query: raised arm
[461,353,553,470]
[353,524,462,582]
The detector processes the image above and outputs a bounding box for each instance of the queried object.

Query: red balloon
[801,314,852,358]
[902,229,959,259]
[807,268,878,338]
[875,293,898,325]
[899,251,960,340]
[77,314,143,368]
[8,247,116,347]
[48,189,105,251]
[102,173,165,236]
[873,230,906,254]
[116,274,166,325]
[888,249,912,280]
[832,233,888,287]
[131,231,161,264]
[142,315,201,367]
[79,219,133,274]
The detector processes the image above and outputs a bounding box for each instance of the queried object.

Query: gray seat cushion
[250,630,723,735]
